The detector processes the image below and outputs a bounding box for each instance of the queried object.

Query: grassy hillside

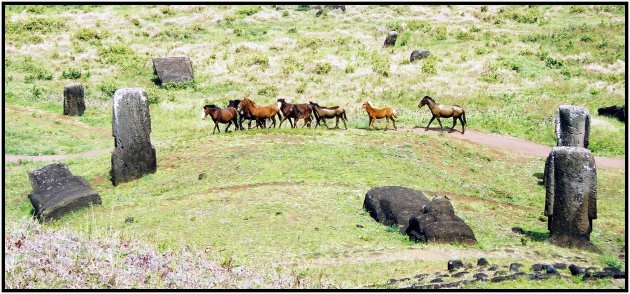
[3,5,626,289]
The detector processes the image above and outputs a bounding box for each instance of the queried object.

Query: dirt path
[5,148,113,164]
[402,127,625,169]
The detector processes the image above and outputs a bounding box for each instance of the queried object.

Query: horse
[202,104,239,134]
[309,101,348,130]
[278,99,313,128]
[361,101,397,131]
[228,99,266,130]
[418,95,466,134]
[238,98,281,129]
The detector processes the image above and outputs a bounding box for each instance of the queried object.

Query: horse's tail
[462,110,467,127]
[342,110,348,121]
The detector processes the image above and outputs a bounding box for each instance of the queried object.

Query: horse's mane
[424,96,435,103]
[205,104,219,109]
[366,101,374,107]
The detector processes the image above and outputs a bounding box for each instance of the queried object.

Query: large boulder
[363,186,430,233]
[410,50,430,62]
[28,163,101,222]
[63,83,85,116]
[384,31,398,47]
[406,196,477,244]
[544,146,597,250]
[152,56,194,84]
[597,105,625,122]
[111,88,157,186]
[555,105,590,148]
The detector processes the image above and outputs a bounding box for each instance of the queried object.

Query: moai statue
[111,88,156,186]
[63,83,85,116]
[544,146,598,251]
[555,105,590,148]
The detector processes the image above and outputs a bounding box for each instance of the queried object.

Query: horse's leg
[213,121,219,134]
[436,117,443,131]
[459,116,465,134]
[450,117,457,133]
[342,116,348,130]
[271,116,276,129]
[323,118,331,129]
[384,117,389,131]
[426,116,435,131]
[392,117,397,131]
[335,116,340,129]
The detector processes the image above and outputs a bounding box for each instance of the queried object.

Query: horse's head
[361,101,371,109]
[418,96,431,108]
[202,105,214,120]
[228,99,241,108]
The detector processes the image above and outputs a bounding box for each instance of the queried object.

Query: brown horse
[202,104,239,134]
[238,98,281,129]
[418,96,466,134]
[309,101,348,130]
[229,99,265,130]
[361,101,397,131]
[278,99,313,128]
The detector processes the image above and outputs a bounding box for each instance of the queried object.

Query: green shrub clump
[61,68,82,79]
[315,62,332,75]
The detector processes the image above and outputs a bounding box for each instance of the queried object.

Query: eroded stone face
[384,31,398,47]
[28,162,101,222]
[111,88,156,186]
[152,57,194,84]
[410,50,430,62]
[63,83,85,116]
[555,105,590,148]
[544,146,597,250]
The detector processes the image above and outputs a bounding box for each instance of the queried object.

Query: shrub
[386,21,403,32]
[25,68,53,83]
[61,68,82,79]
[544,56,563,69]
[315,62,332,74]
[236,6,261,16]
[26,5,46,14]
[160,6,176,15]
[223,14,236,23]
[345,64,356,74]
[434,25,447,40]
[407,20,431,32]
[397,31,411,47]
[422,55,437,75]
[580,35,593,42]
[297,35,323,49]
[296,82,306,94]
[569,5,587,14]
[236,51,269,70]
[282,10,289,17]
[97,43,137,65]
[74,28,108,41]
[480,62,501,83]
[258,85,278,97]
[456,29,474,41]
[481,5,488,12]
[370,52,390,77]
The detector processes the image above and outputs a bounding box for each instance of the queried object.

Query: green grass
[3,4,626,289]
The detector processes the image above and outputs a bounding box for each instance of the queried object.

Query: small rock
[494,270,507,276]
[414,273,428,279]
[531,264,544,272]
[430,278,443,283]
[477,258,489,267]
[603,267,622,274]
[315,9,323,17]
[386,279,398,284]
[569,264,585,276]
[448,260,464,271]
[511,227,525,234]
[438,273,450,278]
[474,273,489,281]
[198,173,206,180]
[553,263,568,270]
[488,265,498,271]
[509,263,522,272]
[451,271,468,278]
[275,211,283,216]
[356,224,364,228]
[125,216,135,223]
[543,264,557,274]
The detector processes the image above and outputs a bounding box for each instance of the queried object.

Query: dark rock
[529,273,556,280]
[477,258,489,267]
[430,278,443,283]
[441,280,464,288]
[315,9,323,17]
[491,272,526,283]
[364,186,429,233]
[451,271,468,278]
[544,147,598,251]
[325,5,346,12]
[569,264,584,276]
[410,50,430,62]
[63,83,85,116]
[488,265,498,271]
[494,270,507,276]
[603,267,623,274]
[27,163,101,222]
[356,224,364,228]
[384,31,398,46]
[438,273,450,278]
[125,216,135,223]
[275,211,282,216]
[473,273,488,281]
[448,260,464,271]
[555,105,590,148]
[531,264,544,272]
[597,105,625,122]
[553,263,568,270]
[111,88,157,186]
[406,196,477,244]
[414,273,428,279]
[152,56,194,84]
[583,271,626,280]
[509,263,522,272]
[543,264,558,274]
[198,173,206,180]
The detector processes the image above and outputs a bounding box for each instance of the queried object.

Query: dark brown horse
[309,101,348,129]
[238,98,281,129]
[418,96,466,134]
[228,99,266,130]
[202,104,239,134]
[361,101,397,131]
[278,99,313,128]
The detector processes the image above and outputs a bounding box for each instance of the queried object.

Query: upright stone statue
[384,31,398,47]
[28,162,101,222]
[111,88,156,186]
[555,105,590,148]
[63,83,85,116]
[544,146,597,250]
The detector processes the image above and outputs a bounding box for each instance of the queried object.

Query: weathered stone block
[406,196,477,245]
[111,88,156,186]
[544,146,597,250]
[63,83,85,116]
[28,163,101,222]
[410,50,430,62]
[555,105,590,148]
[152,56,194,84]
[364,186,429,233]
[384,31,398,47]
